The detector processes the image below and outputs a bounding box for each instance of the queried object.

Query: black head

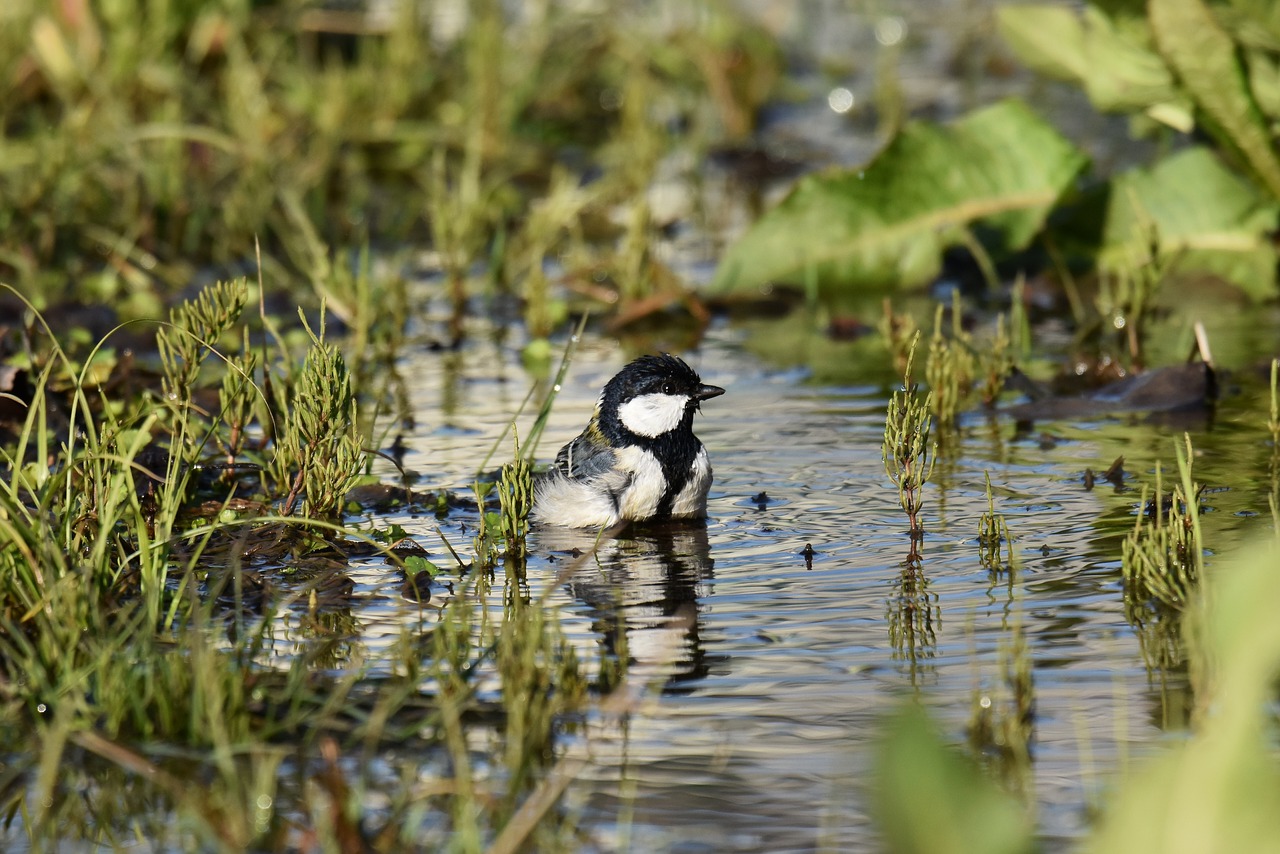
[597,354,724,441]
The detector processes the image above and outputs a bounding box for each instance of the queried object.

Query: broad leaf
[874,706,1034,854]
[709,100,1087,296]
[998,4,1189,126]
[1056,147,1279,298]
[1150,0,1280,200]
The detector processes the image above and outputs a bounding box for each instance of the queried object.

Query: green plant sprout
[883,333,936,541]
[978,472,1014,573]
[277,310,364,519]
[879,298,920,377]
[925,300,974,430]
[1121,434,1204,612]
[498,435,534,563]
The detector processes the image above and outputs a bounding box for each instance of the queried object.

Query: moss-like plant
[884,333,936,540]
[278,314,364,519]
[978,472,1014,573]
[1121,435,1204,612]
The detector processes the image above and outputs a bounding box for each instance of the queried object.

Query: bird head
[597,354,724,441]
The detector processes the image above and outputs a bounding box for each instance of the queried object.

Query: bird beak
[694,384,725,402]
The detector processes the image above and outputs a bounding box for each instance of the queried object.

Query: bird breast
[613,445,668,518]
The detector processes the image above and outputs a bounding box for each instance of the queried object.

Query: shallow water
[320,296,1280,852]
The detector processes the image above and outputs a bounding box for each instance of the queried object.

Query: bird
[531,354,724,529]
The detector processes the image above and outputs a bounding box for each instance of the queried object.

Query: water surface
[330,302,1279,851]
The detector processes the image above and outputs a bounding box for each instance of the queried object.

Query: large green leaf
[1057,146,1279,298]
[874,706,1034,854]
[709,100,1087,296]
[997,4,1189,126]
[1150,0,1280,199]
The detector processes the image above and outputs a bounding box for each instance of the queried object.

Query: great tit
[532,353,724,528]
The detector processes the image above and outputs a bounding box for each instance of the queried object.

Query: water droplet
[256,794,273,810]
[1113,316,1126,329]
[979,695,992,709]
[36,703,47,714]
[875,16,906,46]
[827,87,855,115]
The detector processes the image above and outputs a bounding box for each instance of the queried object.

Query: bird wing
[554,431,621,484]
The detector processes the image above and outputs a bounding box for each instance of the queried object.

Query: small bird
[532,354,724,528]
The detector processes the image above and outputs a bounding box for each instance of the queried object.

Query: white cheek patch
[617,393,689,438]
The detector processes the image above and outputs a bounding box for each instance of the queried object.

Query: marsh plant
[978,472,1015,573]
[1121,434,1204,613]
[0,281,613,851]
[277,317,365,518]
[498,445,535,563]
[883,334,935,541]
[879,299,920,376]
[925,299,977,430]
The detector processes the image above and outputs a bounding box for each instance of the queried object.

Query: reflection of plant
[888,559,938,679]
[968,624,1035,800]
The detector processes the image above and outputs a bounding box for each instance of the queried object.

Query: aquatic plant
[924,298,976,431]
[279,319,364,519]
[978,472,1014,574]
[883,334,935,540]
[0,282,617,850]
[1121,435,1204,612]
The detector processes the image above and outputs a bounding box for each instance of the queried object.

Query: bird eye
[662,381,674,394]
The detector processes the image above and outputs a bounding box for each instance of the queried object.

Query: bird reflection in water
[539,521,718,691]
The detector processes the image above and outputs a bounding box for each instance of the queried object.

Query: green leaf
[873,705,1034,854]
[710,100,1087,296]
[1059,147,1279,298]
[998,4,1189,127]
[1150,0,1280,199]
[1090,537,1280,854]
[1244,48,1280,120]
[402,555,439,578]
[995,6,1090,82]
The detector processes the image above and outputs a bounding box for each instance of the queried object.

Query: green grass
[0,283,618,850]
[1,0,779,343]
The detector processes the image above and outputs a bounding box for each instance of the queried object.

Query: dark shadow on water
[536,521,722,692]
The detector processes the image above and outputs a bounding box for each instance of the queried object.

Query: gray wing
[554,431,620,483]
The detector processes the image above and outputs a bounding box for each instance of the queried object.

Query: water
[328,298,1279,851]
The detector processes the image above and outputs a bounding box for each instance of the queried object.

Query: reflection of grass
[876,535,1280,854]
